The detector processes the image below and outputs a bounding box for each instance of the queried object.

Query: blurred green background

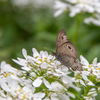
[1,0,100,100]
[0,0,100,68]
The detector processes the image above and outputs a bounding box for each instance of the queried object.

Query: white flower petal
[80,80,86,86]
[12,58,26,67]
[82,71,89,81]
[10,74,19,81]
[67,92,75,98]
[2,63,17,73]
[32,48,40,57]
[80,55,89,65]
[41,62,48,69]
[92,58,97,66]
[30,72,36,77]
[33,78,42,87]
[87,80,94,86]
[43,97,50,100]
[0,79,9,92]
[58,93,70,100]
[54,9,64,17]
[51,93,59,100]
[21,66,31,71]
[50,81,67,92]
[43,78,52,89]
[1,61,6,68]
[22,48,27,59]
[33,92,45,99]
[70,84,81,92]
[40,51,48,58]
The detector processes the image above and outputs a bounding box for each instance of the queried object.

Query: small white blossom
[54,1,68,17]
[84,14,100,26]
[54,0,100,17]
[12,48,82,99]
[54,0,100,26]
[84,88,97,100]
[32,92,45,100]
[3,48,100,99]
[33,78,42,87]
[50,93,59,100]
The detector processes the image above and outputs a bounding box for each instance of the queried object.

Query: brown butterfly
[52,29,82,71]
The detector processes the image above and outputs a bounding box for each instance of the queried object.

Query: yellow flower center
[98,68,100,70]
[23,93,27,99]
[18,89,22,92]
[38,59,42,62]
[11,73,14,75]
[88,65,92,68]
[35,56,38,59]
[4,73,9,78]
[44,57,47,60]
[23,92,30,99]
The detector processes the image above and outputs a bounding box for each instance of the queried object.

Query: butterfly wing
[56,29,78,59]
[56,53,82,71]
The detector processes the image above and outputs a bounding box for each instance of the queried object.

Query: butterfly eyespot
[61,36,64,40]
[75,66,77,69]
[68,46,71,49]
[74,61,76,63]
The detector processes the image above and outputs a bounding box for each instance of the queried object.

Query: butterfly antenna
[44,47,56,57]
[44,47,52,52]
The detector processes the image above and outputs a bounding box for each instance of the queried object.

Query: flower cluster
[54,0,100,26]
[75,55,100,99]
[0,48,100,100]
[84,14,100,26]
[0,48,80,100]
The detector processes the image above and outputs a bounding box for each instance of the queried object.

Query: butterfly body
[52,29,82,71]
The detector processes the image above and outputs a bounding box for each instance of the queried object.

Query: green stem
[83,86,86,95]
[72,15,81,44]
[23,75,33,81]
[83,85,90,96]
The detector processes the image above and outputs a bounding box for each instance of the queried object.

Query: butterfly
[52,29,82,71]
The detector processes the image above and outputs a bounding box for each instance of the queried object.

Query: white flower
[1,48,83,99]
[84,96,96,100]
[50,81,67,92]
[67,92,75,98]
[50,93,59,100]
[0,61,20,84]
[84,14,100,26]
[80,55,89,66]
[80,55,97,72]
[32,48,40,58]
[58,93,70,100]
[32,92,45,100]
[54,0,68,17]
[0,76,36,99]
[0,61,17,74]
[54,0,100,17]
[54,0,100,26]
[43,97,50,100]
[74,56,97,86]
[41,62,48,69]
[33,78,43,87]
[88,88,97,96]
[84,88,97,100]
[33,77,52,89]
[43,78,52,89]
